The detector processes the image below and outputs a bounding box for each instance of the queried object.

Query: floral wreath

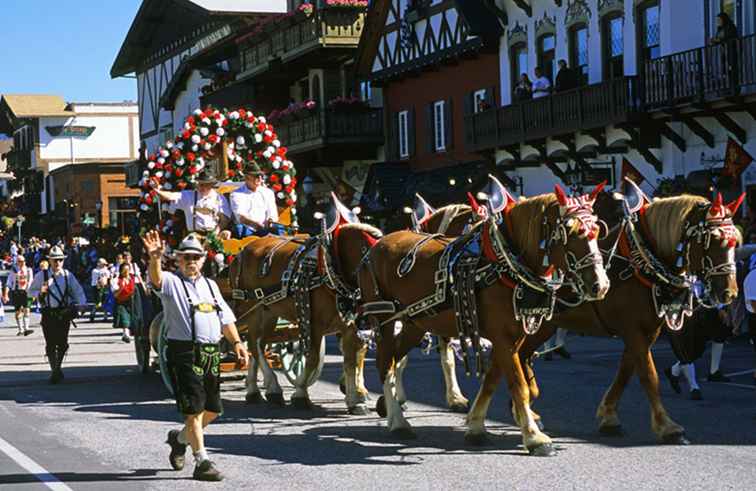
[137,106,298,225]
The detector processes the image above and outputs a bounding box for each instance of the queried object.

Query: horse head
[684,192,743,306]
[543,183,610,301]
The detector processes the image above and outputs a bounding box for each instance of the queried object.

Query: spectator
[514,73,532,102]
[111,263,136,343]
[555,59,577,93]
[532,67,551,99]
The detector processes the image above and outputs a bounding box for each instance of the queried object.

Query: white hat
[48,246,67,259]
[175,234,205,256]
[97,257,108,266]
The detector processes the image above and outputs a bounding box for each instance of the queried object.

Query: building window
[398,110,409,159]
[602,14,624,79]
[569,24,589,85]
[473,89,488,113]
[433,100,446,151]
[360,81,372,102]
[639,1,661,61]
[538,34,556,81]
[511,43,529,96]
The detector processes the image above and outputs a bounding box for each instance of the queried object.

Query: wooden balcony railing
[643,33,756,109]
[240,7,365,77]
[466,77,640,152]
[274,108,383,152]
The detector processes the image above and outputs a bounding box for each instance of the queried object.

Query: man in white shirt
[91,258,111,322]
[532,67,552,99]
[28,246,87,384]
[3,255,34,336]
[229,163,280,237]
[154,169,232,239]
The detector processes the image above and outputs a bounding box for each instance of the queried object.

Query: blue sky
[0,0,142,102]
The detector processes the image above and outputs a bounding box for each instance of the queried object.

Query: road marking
[718,382,756,390]
[724,368,755,377]
[0,435,73,491]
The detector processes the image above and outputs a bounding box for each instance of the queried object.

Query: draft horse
[358,184,610,455]
[229,195,382,414]
[516,182,741,443]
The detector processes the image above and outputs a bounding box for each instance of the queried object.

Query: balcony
[7,148,33,170]
[274,108,383,156]
[642,33,756,110]
[239,6,365,80]
[466,77,641,152]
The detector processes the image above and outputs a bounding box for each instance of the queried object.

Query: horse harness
[613,204,736,331]
[358,205,598,377]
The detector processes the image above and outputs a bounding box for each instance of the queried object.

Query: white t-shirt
[743,269,756,313]
[91,266,111,287]
[230,185,279,226]
[532,76,551,98]
[7,266,34,291]
[174,189,231,232]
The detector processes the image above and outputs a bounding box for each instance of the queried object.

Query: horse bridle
[682,214,737,307]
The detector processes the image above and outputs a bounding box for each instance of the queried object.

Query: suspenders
[179,276,223,372]
[178,276,222,345]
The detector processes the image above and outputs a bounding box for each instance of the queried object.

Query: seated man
[154,169,232,240]
[229,163,281,237]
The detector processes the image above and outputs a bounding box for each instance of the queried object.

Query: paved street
[0,308,755,490]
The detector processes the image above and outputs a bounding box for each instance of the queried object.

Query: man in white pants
[3,255,34,336]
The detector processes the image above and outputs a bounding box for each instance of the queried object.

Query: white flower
[263,151,272,159]
[147,161,155,169]
[191,134,201,144]
[160,149,169,158]
[165,141,174,149]
[196,162,204,171]
[272,160,280,169]
[264,130,272,137]
[202,117,211,125]
[142,170,149,177]
[197,157,204,166]
[277,192,284,199]
[199,127,209,137]
[175,158,185,166]
[258,117,266,124]
[194,109,202,116]
[230,111,239,120]
[184,122,192,130]
[283,175,291,185]
[291,190,297,201]
[216,128,225,136]
[290,194,297,203]
[272,139,280,147]
[267,146,276,154]
[254,133,263,143]
[191,144,199,152]
[155,171,164,178]
[204,143,212,151]
[227,142,235,150]
[157,157,165,165]
[214,253,225,265]
[236,136,246,146]
[291,207,297,215]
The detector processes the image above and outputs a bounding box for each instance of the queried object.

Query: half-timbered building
[356,0,506,213]
[466,0,756,205]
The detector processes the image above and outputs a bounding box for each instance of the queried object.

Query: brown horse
[511,189,741,443]
[358,189,609,454]
[229,220,382,414]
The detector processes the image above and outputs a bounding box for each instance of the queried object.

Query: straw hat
[47,246,66,259]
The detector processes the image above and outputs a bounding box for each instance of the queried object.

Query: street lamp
[16,215,25,243]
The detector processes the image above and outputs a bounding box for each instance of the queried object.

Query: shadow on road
[0,469,184,485]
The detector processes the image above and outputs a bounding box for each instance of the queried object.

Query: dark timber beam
[512,0,532,17]
[745,104,756,121]
[715,113,747,144]
[546,162,568,182]
[621,125,663,174]
[658,122,686,153]
[679,116,715,148]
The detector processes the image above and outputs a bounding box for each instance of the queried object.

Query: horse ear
[711,192,724,215]
[621,177,645,214]
[413,193,435,223]
[726,192,746,216]
[554,184,569,206]
[588,180,607,202]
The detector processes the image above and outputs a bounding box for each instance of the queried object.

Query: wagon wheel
[153,312,174,395]
[273,336,325,388]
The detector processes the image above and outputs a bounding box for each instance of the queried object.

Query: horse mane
[428,204,471,221]
[340,222,384,239]
[643,195,709,261]
[506,194,557,263]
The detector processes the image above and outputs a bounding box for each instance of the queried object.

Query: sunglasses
[181,254,204,261]
[50,258,63,262]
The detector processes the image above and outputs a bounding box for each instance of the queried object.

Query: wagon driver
[229,163,279,237]
[154,168,232,240]
[142,231,248,482]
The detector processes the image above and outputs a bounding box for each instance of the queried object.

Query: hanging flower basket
[327,96,369,113]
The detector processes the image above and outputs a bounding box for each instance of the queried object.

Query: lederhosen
[10,267,31,310]
[166,276,225,415]
[41,271,76,365]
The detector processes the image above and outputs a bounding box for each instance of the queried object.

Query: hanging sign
[46,126,96,137]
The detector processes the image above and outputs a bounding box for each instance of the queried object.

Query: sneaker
[23,329,34,336]
[166,430,187,471]
[16,331,23,336]
[193,460,224,482]
[690,388,703,400]
[663,366,682,394]
[122,334,131,343]
[555,347,571,359]
[707,370,730,382]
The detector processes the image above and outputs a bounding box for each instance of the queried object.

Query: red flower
[177,181,187,190]
[145,195,153,205]
[239,109,246,118]
[277,147,287,157]
[207,250,216,260]
[182,130,192,140]
[208,134,219,144]
[188,166,198,175]
[227,254,236,263]
[256,123,266,132]
[273,183,282,192]
[164,164,173,174]
[269,174,279,183]
[286,199,294,207]
[174,168,184,177]
[186,152,196,162]
[227,170,235,178]
[263,134,273,143]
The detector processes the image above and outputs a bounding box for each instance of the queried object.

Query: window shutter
[445,98,454,150]
[386,111,398,161]
[463,92,474,115]
[408,107,416,157]
[426,103,435,152]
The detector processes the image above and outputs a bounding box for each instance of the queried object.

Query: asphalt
[0,308,755,490]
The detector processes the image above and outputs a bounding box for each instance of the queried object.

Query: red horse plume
[711,193,724,216]
[466,192,481,212]
[554,185,569,206]
[727,192,745,215]
[589,180,607,201]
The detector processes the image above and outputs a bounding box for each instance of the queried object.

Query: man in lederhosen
[142,231,248,482]
[3,255,35,336]
[28,246,87,384]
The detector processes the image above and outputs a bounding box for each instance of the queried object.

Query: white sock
[23,315,29,330]
[122,328,129,337]
[671,362,681,377]
[556,328,567,346]
[177,428,188,445]
[682,363,700,390]
[193,449,209,464]
[16,318,23,333]
[710,342,724,374]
